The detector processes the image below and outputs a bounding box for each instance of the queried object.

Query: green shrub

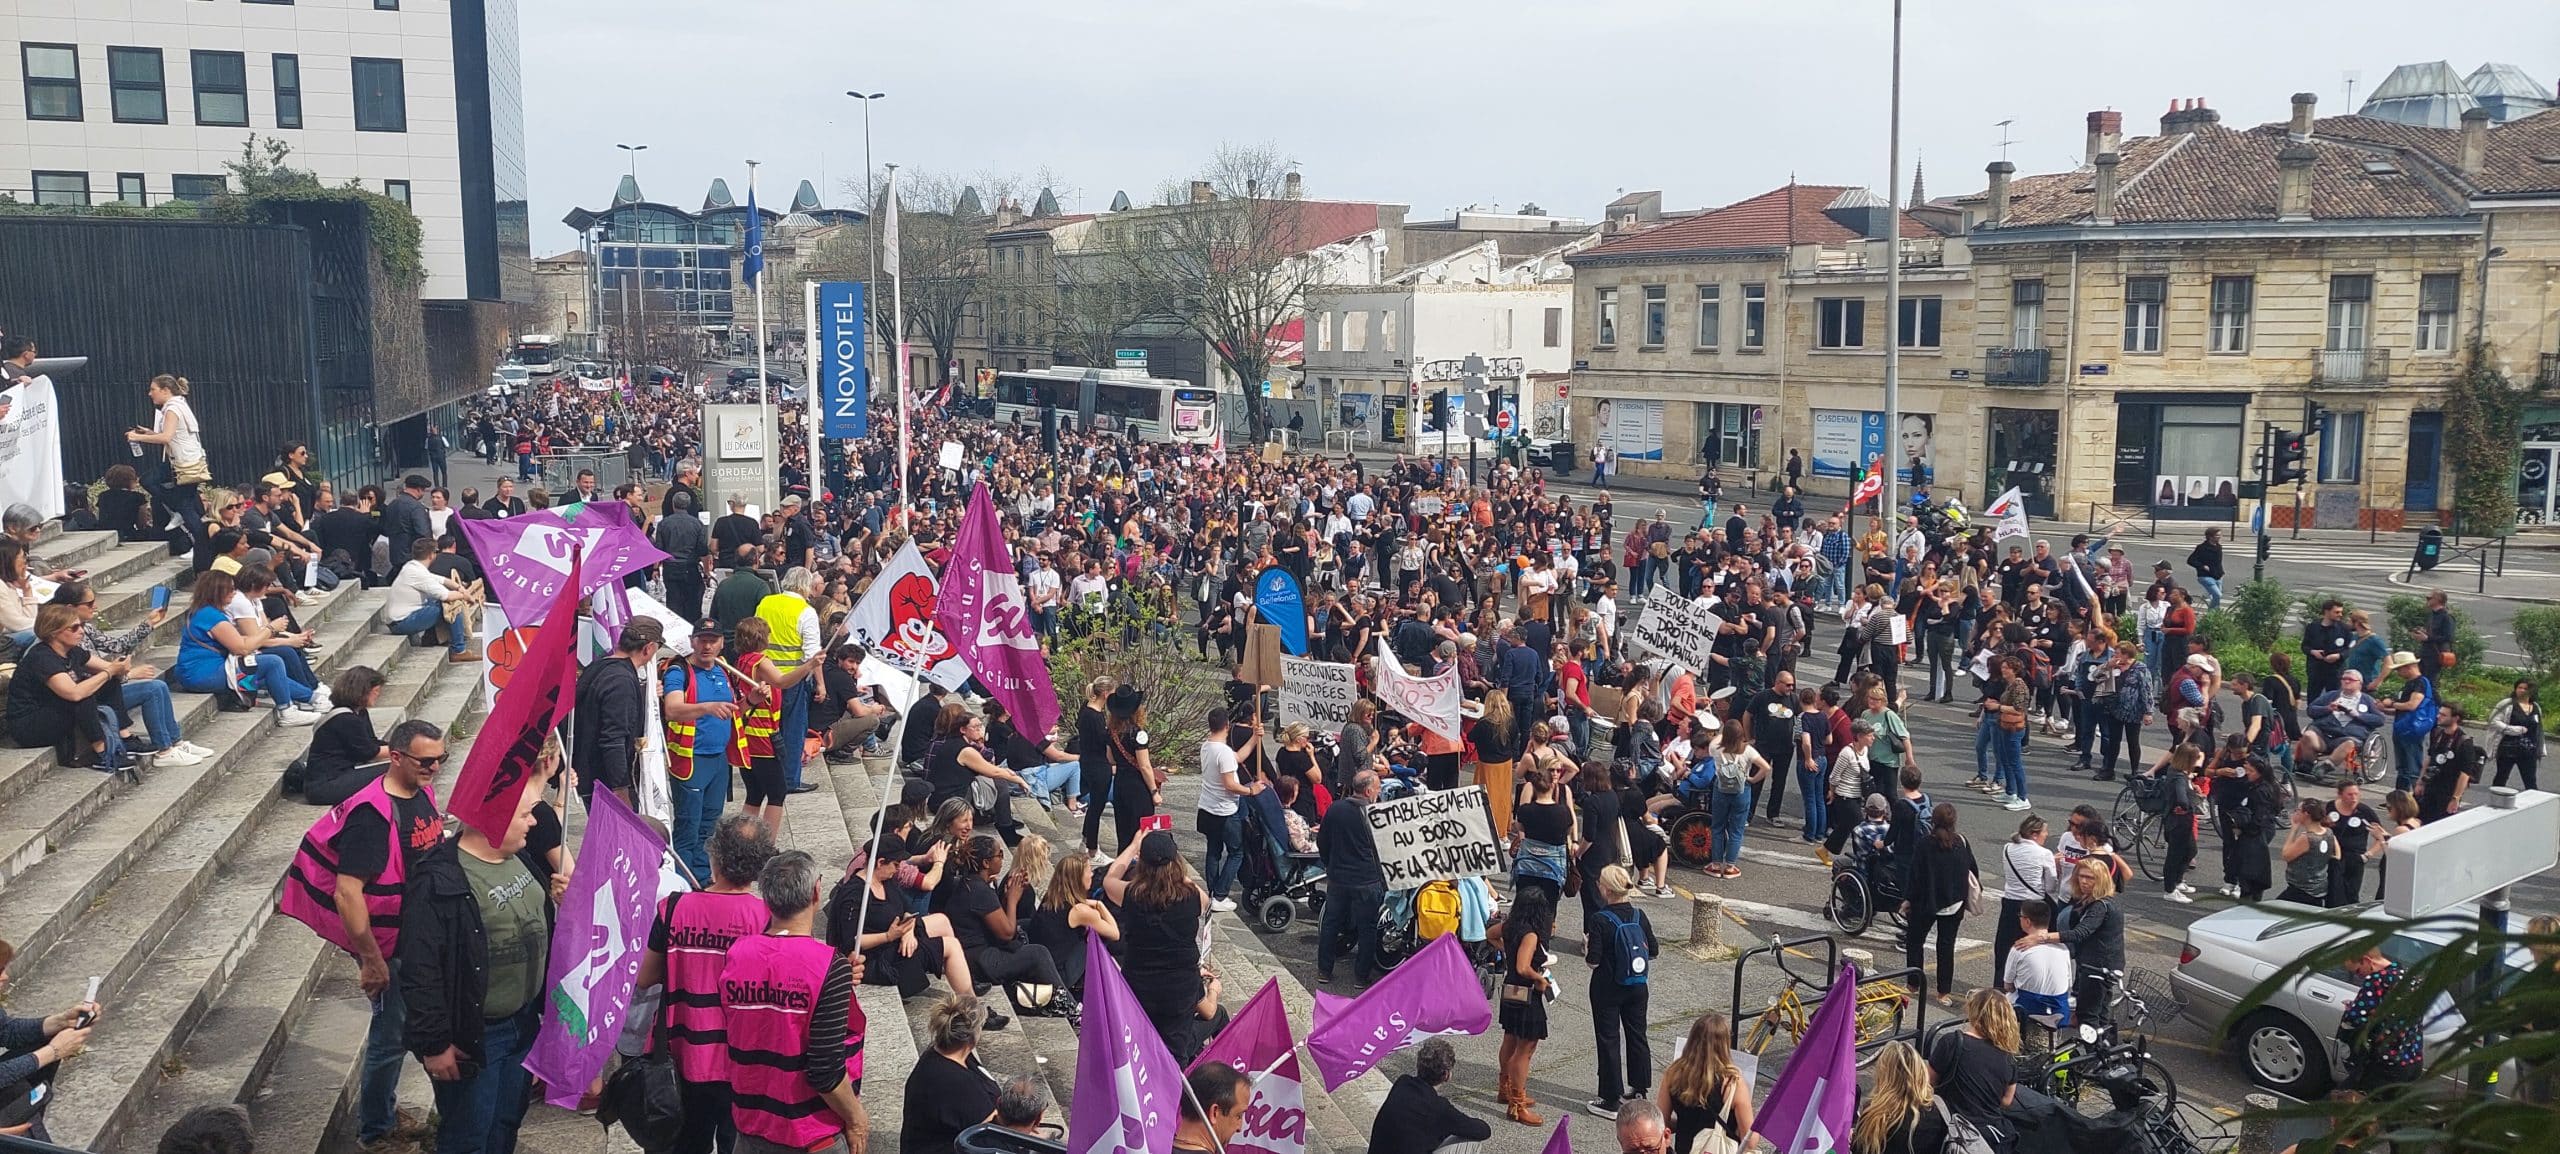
[2512,607,2560,677]
[2225,579,2292,649]
[2384,594,2486,667]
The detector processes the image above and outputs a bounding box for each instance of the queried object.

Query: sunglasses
[401,753,447,768]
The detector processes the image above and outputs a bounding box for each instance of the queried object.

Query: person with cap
[776,495,816,572]
[572,615,660,809]
[382,475,434,582]
[652,488,711,621]
[663,621,745,881]
[1100,684,1165,851]
[2379,651,2438,793]
[1103,829,1221,1062]
[2099,542,2134,618]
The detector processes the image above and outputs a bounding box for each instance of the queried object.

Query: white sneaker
[310,687,333,711]
[2219,884,2240,898]
[2177,883,2197,895]
[2165,891,2194,904]
[178,741,216,759]
[2002,798,2033,811]
[275,708,323,728]
[152,746,206,769]
[1210,898,1238,913]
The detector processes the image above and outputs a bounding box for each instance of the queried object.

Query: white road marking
[1703,894,1992,953]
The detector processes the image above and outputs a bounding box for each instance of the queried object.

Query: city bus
[508,335,563,376]
[989,367,1221,446]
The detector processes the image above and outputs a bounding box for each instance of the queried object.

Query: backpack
[1415,880,1461,942]
[2398,677,2437,738]
[2022,647,2054,691]
[1596,907,1651,986]
[1713,753,1747,794]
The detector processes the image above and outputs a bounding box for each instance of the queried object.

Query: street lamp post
[1881,0,1904,522]
[846,91,885,392]
[617,143,648,380]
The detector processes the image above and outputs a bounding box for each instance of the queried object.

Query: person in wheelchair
[2301,670,2385,757]
[1849,794,1900,897]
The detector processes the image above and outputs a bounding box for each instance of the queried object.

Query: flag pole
[748,160,770,411]
[886,164,910,522]
[845,778,893,966]
[805,279,823,509]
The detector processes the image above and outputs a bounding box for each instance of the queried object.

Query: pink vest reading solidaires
[278,778,440,960]
[658,890,770,1083]
[721,934,865,1149]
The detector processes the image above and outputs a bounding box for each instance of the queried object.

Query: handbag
[171,454,212,487]
[600,917,686,1153]
[1688,1085,1742,1154]
[1563,857,1584,898]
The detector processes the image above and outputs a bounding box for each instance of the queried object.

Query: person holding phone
[0,937,101,1141]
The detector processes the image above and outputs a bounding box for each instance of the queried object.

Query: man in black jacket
[480,479,527,520]
[651,490,711,621]
[1314,770,1384,986]
[400,771,553,1154]
[1367,1039,1491,1153]
[572,616,662,806]
[383,475,433,582]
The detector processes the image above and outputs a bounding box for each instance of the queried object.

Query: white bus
[509,335,563,375]
[990,367,1221,445]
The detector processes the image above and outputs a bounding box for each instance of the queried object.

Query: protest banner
[0,377,65,519]
[1628,587,1721,671]
[1372,639,1461,742]
[1363,785,1500,889]
[1276,656,1357,730]
[525,789,666,1107]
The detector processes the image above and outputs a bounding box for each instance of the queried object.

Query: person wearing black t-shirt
[1073,681,1114,851]
[1926,993,2018,1126]
[331,719,443,1148]
[300,666,390,806]
[900,995,1002,1154]
[935,835,1070,1024]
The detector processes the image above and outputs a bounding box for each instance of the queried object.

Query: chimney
[1985,160,2015,226]
[2461,106,2491,177]
[1189,180,1214,204]
[993,198,1018,228]
[2085,110,2124,163]
[2277,143,2317,222]
[1283,171,1303,199]
[2091,152,2121,225]
[2289,92,2318,140]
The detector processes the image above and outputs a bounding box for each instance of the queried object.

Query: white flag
[880,167,900,280]
[845,541,972,690]
[1986,486,2032,543]
[1371,639,1462,743]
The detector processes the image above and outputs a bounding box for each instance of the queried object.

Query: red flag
[449,550,584,841]
[1850,455,1885,507]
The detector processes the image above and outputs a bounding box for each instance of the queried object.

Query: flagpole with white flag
[883,164,909,519]
[746,160,769,409]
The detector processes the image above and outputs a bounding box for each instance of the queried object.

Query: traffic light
[1428,390,1449,430]
[2272,429,2307,484]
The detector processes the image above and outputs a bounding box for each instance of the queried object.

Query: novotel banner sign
[817,281,869,440]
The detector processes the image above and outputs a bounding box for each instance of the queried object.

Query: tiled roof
[1985,122,2465,227]
[1575,184,1939,260]
[2312,108,2560,197]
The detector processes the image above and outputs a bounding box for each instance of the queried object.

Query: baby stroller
[1372,877,1506,998]
[1237,789,1326,932]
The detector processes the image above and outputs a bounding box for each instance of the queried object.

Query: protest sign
[1372,639,1461,742]
[0,377,65,519]
[1277,656,1357,729]
[1364,785,1500,889]
[1628,587,1722,671]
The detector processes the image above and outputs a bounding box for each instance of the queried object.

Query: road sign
[1555,382,1570,398]
[1495,409,1514,432]
[1114,348,1148,374]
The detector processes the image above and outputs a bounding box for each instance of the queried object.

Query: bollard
[1841,947,1875,972]
[1688,893,1724,950]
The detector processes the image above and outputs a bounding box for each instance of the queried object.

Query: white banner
[1371,639,1461,742]
[1277,656,1358,730]
[1364,785,1501,889]
[844,541,971,690]
[0,377,66,519]
[1986,486,2031,542]
[1628,587,1722,672]
[637,658,670,824]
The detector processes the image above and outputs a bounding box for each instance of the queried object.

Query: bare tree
[1099,145,1330,440]
[1050,238,1164,368]
[803,167,1040,391]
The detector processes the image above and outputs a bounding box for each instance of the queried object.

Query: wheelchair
[1822,851,1907,937]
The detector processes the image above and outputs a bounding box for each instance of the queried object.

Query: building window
[191,50,248,126]
[116,173,144,206]
[107,47,166,124]
[1694,284,1720,350]
[1380,309,1399,352]
[1741,284,1766,350]
[2122,275,2165,353]
[2209,275,2252,353]
[2317,410,2366,483]
[350,57,406,132]
[2010,279,2044,347]
[171,174,225,203]
[1896,296,1942,349]
[1343,310,1368,353]
[1816,298,1865,349]
[1640,284,1667,346]
[2416,273,2458,352]
[20,44,81,121]
[383,179,410,207]
[1543,306,1562,348]
[376,0,400,8]
[1498,308,1514,351]
[30,171,88,207]
[1315,311,1331,353]
[1594,288,1618,347]
[2326,274,2372,351]
[272,54,302,128]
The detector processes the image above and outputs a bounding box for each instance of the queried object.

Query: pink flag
[1305,932,1491,1090]
[1754,963,1862,1154]
[935,483,1057,739]
[1191,979,1311,1154]
[448,550,582,842]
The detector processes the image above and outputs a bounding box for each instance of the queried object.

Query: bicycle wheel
[2133,813,2168,882]
[2266,772,2299,841]
[1852,985,1913,1067]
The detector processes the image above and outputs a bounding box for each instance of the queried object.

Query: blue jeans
[1799,760,1830,841]
[181,651,314,709]
[429,1004,539,1154]
[1201,809,1246,900]
[777,680,812,790]
[1316,883,1384,983]
[2393,729,2426,792]
[2198,576,2224,611]
[671,758,726,882]
[387,601,466,654]
[1022,758,1078,803]
[1710,786,1749,865]
[5,628,31,653]
[2143,628,2166,678]
[1997,728,2027,800]
[1974,716,2001,784]
[122,677,182,751]
[358,957,409,1142]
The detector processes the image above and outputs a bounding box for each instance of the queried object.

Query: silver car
[2173,900,2517,1097]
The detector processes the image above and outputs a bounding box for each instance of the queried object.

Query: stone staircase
[0,528,481,1154]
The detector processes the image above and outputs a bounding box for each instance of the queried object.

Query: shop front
[2516,411,2560,526]
[2112,395,2249,520]
[1985,407,2061,518]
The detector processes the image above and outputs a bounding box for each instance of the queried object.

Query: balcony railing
[2312,347,2391,386]
[1984,347,2051,385]
[2539,352,2559,389]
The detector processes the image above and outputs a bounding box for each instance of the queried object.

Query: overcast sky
[523,0,2558,254]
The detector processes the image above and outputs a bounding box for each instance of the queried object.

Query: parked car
[572,360,607,379]
[2174,900,2519,1097]
[488,364,530,397]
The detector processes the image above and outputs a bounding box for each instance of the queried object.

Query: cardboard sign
[1277,656,1357,729]
[1628,587,1722,672]
[1365,786,1501,890]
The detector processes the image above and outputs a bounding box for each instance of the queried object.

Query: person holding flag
[633,813,777,1154]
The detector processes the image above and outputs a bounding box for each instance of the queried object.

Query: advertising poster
[1338,392,1375,432]
[1811,409,1864,478]
[1597,398,1665,461]
[1383,393,1410,443]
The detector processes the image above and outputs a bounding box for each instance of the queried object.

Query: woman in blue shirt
[172,570,322,726]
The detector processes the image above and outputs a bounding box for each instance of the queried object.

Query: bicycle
[2111,776,2171,882]
[1741,954,1914,1068]
[2015,1021,2178,1116]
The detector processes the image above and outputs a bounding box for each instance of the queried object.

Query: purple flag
[1069,932,1187,1154]
[456,502,668,630]
[1542,1117,1575,1154]
[1304,932,1491,1090]
[1753,964,1861,1154]
[1190,980,1310,1154]
[523,789,668,1106]
[935,483,1058,740]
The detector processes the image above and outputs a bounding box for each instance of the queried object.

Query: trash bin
[1549,440,1578,475]
[2415,526,2444,572]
